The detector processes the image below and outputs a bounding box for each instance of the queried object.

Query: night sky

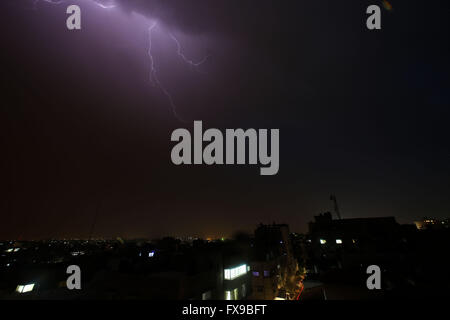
[1,0,449,240]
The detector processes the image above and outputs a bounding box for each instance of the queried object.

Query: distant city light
[320,239,327,244]
[149,251,155,257]
[336,239,343,244]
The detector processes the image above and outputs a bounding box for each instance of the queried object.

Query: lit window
[224,264,247,280]
[148,251,155,257]
[336,239,343,244]
[225,290,232,300]
[23,284,34,293]
[252,271,260,277]
[320,239,326,244]
[263,270,270,277]
[16,283,35,293]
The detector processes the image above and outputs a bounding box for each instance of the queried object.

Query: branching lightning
[147,22,185,122]
[169,32,210,68]
[33,0,116,10]
[29,0,209,122]
[32,0,64,9]
[35,0,64,4]
[147,24,209,121]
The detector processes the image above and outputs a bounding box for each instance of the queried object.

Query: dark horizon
[0,213,425,241]
[1,0,449,240]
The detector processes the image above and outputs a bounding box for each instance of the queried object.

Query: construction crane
[330,195,342,220]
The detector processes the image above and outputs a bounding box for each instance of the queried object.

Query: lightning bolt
[28,0,209,121]
[31,0,64,9]
[36,0,64,4]
[33,0,115,9]
[147,24,209,121]
[147,22,186,122]
[169,32,210,69]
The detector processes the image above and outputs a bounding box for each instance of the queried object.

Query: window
[263,270,270,277]
[336,239,343,244]
[224,264,247,280]
[16,284,35,293]
[148,251,155,257]
[252,271,260,277]
[320,239,327,245]
[225,289,239,300]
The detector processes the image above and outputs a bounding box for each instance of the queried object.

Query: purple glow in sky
[4,1,449,239]
[31,0,212,121]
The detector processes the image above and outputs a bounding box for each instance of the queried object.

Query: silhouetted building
[0,239,253,300]
[250,223,298,299]
[307,214,401,271]
[414,217,449,230]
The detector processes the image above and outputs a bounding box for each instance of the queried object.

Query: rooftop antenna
[330,195,342,220]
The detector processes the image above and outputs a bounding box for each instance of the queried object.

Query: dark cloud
[115,0,279,35]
